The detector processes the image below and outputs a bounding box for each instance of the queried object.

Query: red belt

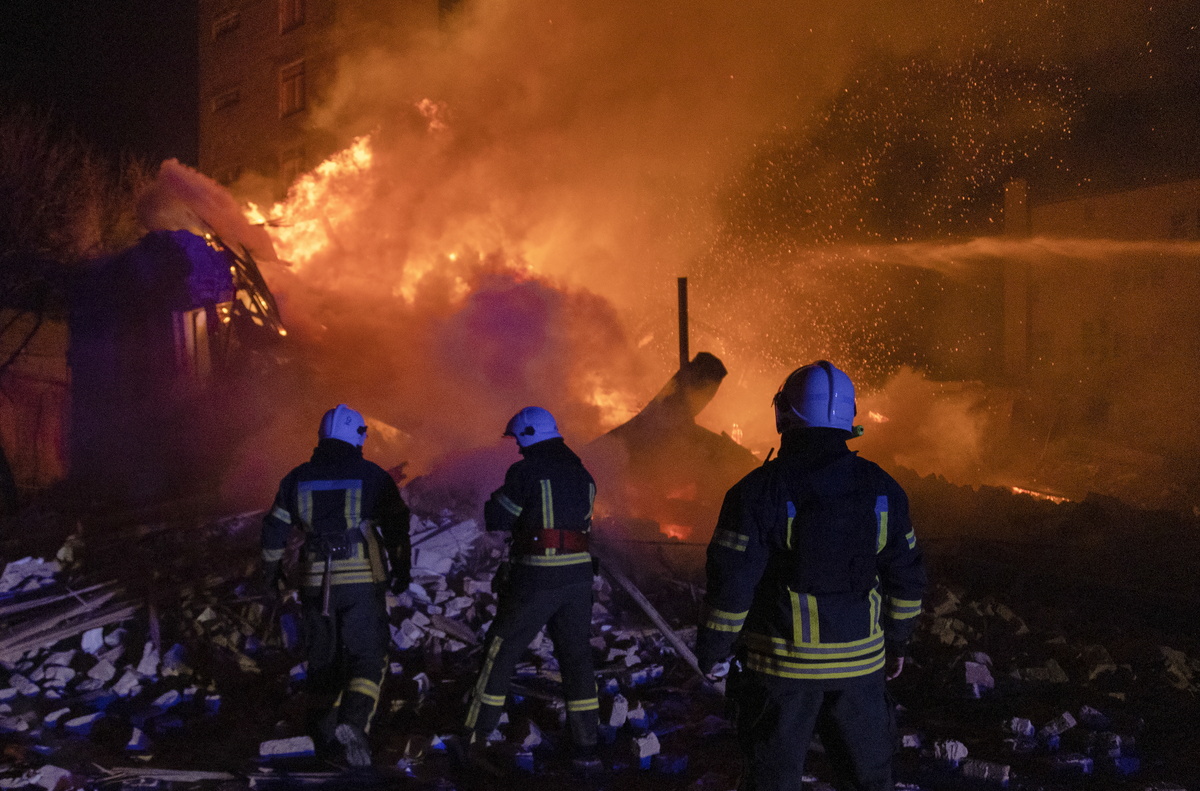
[516,529,589,555]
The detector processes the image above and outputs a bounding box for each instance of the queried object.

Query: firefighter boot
[334,723,372,768]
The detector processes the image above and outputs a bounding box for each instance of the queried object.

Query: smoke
[220,0,1199,508]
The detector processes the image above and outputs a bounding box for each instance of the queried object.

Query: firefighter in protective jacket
[696,362,926,791]
[261,404,411,768]
[464,407,600,763]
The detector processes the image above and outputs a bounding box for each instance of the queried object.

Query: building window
[212,10,241,39]
[1168,210,1187,239]
[279,60,306,117]
[211,89,241,112]
[280,0,306,33]
[279,147,306,186]
[216,165,244,186]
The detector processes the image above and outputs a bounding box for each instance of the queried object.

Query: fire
[1010,486,1069,505]
[585,379,640,428]
[731,423,743,445]
[244,135,375,270]
[661,524,692,541]
[868,411,889,423]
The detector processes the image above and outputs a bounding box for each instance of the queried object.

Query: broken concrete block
[1039,711,1077,738]
[104,628,127,648]
[290,663,307,682]
[928,587,960,616]
[1004,718,1035,737]
[64,712,103,735]
[41,666,75,689]
[626,702,649,730]
[136,642,160,677]
[29,765,72,791]
[900,732,923,749]
[1044,659,1069,683]
[1093,731,1122,757]
[112,668,142,697]
[205,694,221,715]
[9,674,38,697]
[45,650,76,667]
[520,721,543,750]
[127,727,151,752]
[0,558,60,593]
[605,694,629,728]
[961,759,1010,785]
[934,740,968,766]
[964,661,995,690]
[87,659,117,683]
[631,732,661,768]
[1077,705,1110,730]
[259,735,316,759]
[1004,737,1037,753]
[151,691,180,711]
[0,715,30,733]
[0,688,16,702]
[513,751,535,772]
[1049,753,1093,774]
[161,644,190,676]
[43,708,70,728]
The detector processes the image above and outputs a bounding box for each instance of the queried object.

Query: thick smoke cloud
[228,0,1199,508]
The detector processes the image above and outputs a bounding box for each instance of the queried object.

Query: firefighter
[463,406,600,770]
[260,404,411,768]
[695,362,927,791]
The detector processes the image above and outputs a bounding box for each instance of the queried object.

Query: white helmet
[773,361,858,435]
[504,407,561,448]
[319,404,368,447]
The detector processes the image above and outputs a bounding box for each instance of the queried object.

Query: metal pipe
[677,277,689,368]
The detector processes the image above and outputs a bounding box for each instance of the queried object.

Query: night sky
[0,1,1196,190]
[0,0,198,165]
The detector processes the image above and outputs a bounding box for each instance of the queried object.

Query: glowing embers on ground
[1010,486,1070,505]
[244,135,375,270]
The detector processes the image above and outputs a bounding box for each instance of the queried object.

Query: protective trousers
[733,670,895,791]
[301,582,389,739]
[465,577,599,748]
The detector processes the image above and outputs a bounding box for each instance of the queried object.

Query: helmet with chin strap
[319,404,368,447]
[504,406,562,448]
[772,360,859,435]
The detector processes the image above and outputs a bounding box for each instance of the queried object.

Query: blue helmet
[319,404,368,447]
[504,406,562,448]
[773,361,857,434]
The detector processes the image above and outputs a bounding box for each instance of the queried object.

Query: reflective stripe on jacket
[696,436,926,682]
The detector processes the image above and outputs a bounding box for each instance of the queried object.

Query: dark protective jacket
[484,437,596,584]
[262,438,411,589]
[696,429,926,684]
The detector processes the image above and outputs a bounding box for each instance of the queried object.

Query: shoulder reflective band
[270,505,292,524]
[885,596,923,620]
[704,606,748,633]
[713,528,748,552]
[875,495,889,553]
[496,492,523,516]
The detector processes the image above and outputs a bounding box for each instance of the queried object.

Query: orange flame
[661,524,692,541]
[244,135,375,270]
[1010,486,1069,505]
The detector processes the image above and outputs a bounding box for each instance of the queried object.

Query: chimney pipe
[677,277,689,369]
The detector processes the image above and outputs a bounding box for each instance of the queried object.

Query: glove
[388,551,411,595]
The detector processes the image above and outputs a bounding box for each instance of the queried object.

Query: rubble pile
[0,488,1195,790]
[896,582,1200,790]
